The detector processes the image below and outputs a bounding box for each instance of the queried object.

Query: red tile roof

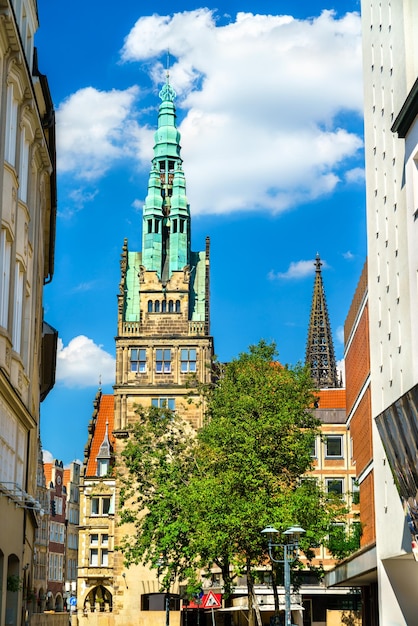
[63,469,70,488]
[86,394,115,477]
[316,388,346,409]
[44,463,53,486]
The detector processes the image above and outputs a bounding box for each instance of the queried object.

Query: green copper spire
[142,74,190,278]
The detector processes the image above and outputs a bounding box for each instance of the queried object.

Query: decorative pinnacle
[159,79,176,103]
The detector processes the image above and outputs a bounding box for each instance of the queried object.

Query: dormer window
[97,459,110,477]
[96,421,112,477]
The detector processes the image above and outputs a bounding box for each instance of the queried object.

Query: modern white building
[361,1,418,623]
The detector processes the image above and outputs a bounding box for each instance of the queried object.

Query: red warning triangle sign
[203,591,222,609]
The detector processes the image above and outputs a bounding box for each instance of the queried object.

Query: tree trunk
[246,559,262,626]
[272,565,280,615]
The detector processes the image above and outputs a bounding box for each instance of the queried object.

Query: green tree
[118,341,346,626]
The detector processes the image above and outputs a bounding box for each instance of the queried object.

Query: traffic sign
[202,592,222,609]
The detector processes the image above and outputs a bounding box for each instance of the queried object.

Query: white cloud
[336,325,344,344]
[343,250,355,260]
[345,167,365,183]
[56,336,115,388]
[56,86,140,180]
[121,8,363,215]
[336,358,345,387]
[42,449,54,463]
[269,259,318,280]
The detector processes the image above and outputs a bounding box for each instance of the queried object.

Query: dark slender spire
[305,254,339,388]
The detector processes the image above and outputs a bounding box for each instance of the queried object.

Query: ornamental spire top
[305,253,340,389]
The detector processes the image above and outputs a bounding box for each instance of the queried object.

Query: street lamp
[261,525,305,626]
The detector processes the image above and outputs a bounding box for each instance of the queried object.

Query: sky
[37,0,366,466]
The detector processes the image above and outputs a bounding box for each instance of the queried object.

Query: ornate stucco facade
[0,1,57,625]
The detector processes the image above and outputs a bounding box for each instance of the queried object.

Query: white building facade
[361,0,418,623]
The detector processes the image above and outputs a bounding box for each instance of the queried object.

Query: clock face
[56,475,61,485]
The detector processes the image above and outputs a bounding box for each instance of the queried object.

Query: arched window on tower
[162,300,167,313]
[148,301,153,313]
[175,300,180,313]
[155,301,160,313]
[168,300,174,313]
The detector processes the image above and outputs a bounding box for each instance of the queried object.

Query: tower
[305,254,339,389]
[113,74,213,436]
[77,75,214,625]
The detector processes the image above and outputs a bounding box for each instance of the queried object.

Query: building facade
[77,76,214,626]
[360,1,418,623]
[0,1,57,625]
[327,2,418,624]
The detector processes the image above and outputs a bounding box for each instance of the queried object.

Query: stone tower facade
[113,76,213,437]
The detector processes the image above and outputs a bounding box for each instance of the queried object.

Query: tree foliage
[117,341,347,623]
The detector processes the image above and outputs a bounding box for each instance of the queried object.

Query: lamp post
[261,525,305,626]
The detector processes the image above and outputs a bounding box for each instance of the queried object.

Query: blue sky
[37,0,366,466]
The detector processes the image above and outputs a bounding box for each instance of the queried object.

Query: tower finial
[159,50,176,103]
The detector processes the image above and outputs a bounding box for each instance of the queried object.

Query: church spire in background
[305,254,339,389]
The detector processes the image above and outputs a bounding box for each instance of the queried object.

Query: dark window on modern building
[141,594,180,611]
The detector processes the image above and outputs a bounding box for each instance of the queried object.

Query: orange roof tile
[86,394,115,477]
[63,469,70,488]
[44,463,52,486]
[316,388,346,409]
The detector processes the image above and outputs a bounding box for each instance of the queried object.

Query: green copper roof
[142,75,191,278]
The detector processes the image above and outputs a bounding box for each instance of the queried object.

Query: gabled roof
[85,394,115,477]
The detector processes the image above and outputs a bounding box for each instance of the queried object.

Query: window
[168,300,174,312]
[5,84,18,166]
[175,300,180,313]
[48,552,63,581]
[325,436,343,458]
[97,458,110,477]
[18,127,30,202]
[351,478,360,505]
[54,496,63,515]
[156,349,171,373]
[12,262,24,353]
[89,533,109,567]
[152,398,175,411]
[326,478,344,496]
[148,300,153,313]
[180,349,197,373]
[310,437,317,458]
[155,300,160,313]
[141,594,180,612]
[91,496,113,516]
[131,349,146,373]
[0,404,25,487]
[0,229,11,328]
